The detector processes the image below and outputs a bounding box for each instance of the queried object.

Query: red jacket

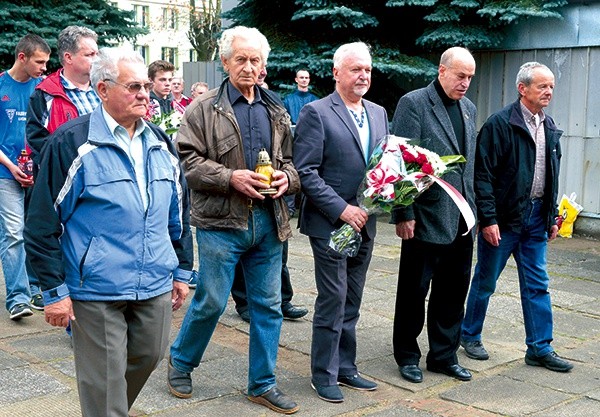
[35,70,78,133]
[26,70,79,162]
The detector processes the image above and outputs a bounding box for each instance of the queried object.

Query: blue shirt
[102,106,151,210]
[283,89,319,124]
[228,82,272,170]
[0,71,41,179]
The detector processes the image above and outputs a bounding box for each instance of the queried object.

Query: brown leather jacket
[176,78,300,241]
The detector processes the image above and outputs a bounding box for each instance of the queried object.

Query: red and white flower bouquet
[329,134,475,256]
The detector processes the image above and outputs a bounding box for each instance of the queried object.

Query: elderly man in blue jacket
[24,47,193,417]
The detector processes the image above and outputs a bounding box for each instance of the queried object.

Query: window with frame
[133,5,149,27]
[161,47,178,67]
[162,7,177,30]
[189,49,198,62]
[135,45,149,65]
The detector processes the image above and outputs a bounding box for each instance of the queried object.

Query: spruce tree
[223,0,567,113]
[0,0,147,71]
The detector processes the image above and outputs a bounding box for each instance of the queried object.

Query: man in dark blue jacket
[294,42,388,403]
[461,62,573,373]
[24,47,193,417]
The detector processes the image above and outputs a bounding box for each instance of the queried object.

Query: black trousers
[393,233,473,367]
[231,239,293,311]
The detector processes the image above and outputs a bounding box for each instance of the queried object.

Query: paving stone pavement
[1,217,599,417]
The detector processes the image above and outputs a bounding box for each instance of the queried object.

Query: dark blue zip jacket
[24,106,193,304]
[475,100,562,233]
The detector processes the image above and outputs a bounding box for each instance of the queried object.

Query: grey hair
[333,42,371,69]
[516,62,552,90]
[90,47,145,93]
[217,26,270,68]
[58,25,98,65]
[191,81,208,91]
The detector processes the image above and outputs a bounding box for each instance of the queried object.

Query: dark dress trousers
[390,81,477,367]
[294,91,389,385]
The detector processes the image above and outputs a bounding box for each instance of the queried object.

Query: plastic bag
[557,193,583,238]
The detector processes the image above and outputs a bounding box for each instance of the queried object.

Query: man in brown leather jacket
[167,26,301,415]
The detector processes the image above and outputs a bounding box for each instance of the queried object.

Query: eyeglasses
[103,79,153,94]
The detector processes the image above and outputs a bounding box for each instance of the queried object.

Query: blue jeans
[170,205,283,396]
[0,179,40,311]
[462,199,554,357]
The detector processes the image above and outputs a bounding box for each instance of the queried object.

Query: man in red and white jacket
[26,25,100,165]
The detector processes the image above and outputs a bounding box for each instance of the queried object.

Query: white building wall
[112,0,195,74]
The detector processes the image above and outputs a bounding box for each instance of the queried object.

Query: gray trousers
[72,292,171,417]
[309,236,374,386]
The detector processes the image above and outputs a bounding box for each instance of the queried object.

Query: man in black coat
[460,62,573,373]
[391,47,477,384]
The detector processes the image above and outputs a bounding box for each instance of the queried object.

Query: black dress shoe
[282,304,308,320]
[248,386,300,414]
[525,351,574,372]
[427,363,472,381]
[167,359,193,398]
[399,364,423,383]
[237,309,250,323]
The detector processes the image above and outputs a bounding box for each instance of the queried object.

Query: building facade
[112,0,197,70]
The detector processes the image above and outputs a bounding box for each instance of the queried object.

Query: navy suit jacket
[294,90,389,240]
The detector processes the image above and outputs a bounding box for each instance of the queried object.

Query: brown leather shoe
[248,386,299,414]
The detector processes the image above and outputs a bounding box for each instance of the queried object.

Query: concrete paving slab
[8,332,72,362]
[482,293,525,323]
[530,397,600,417]
[131,359,240,415]
[567,338,600,366]
[553,308,600,340]
[588,388,600,401]
[0,366,70,406]
[365,273,399,294]
[576,300,600,316]
[1,312,48,338]
[502,362,600,394]
[0,350,27,370]
[356,325,394,363]
[279,319,313,346]
[0,220,598,416]
[0,390,82,417]
[440,375,571,416]
[364,404,443,417]
[459,347,523,373]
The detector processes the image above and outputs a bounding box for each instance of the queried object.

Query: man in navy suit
[390,47,477,384]
[294,42,389,403]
